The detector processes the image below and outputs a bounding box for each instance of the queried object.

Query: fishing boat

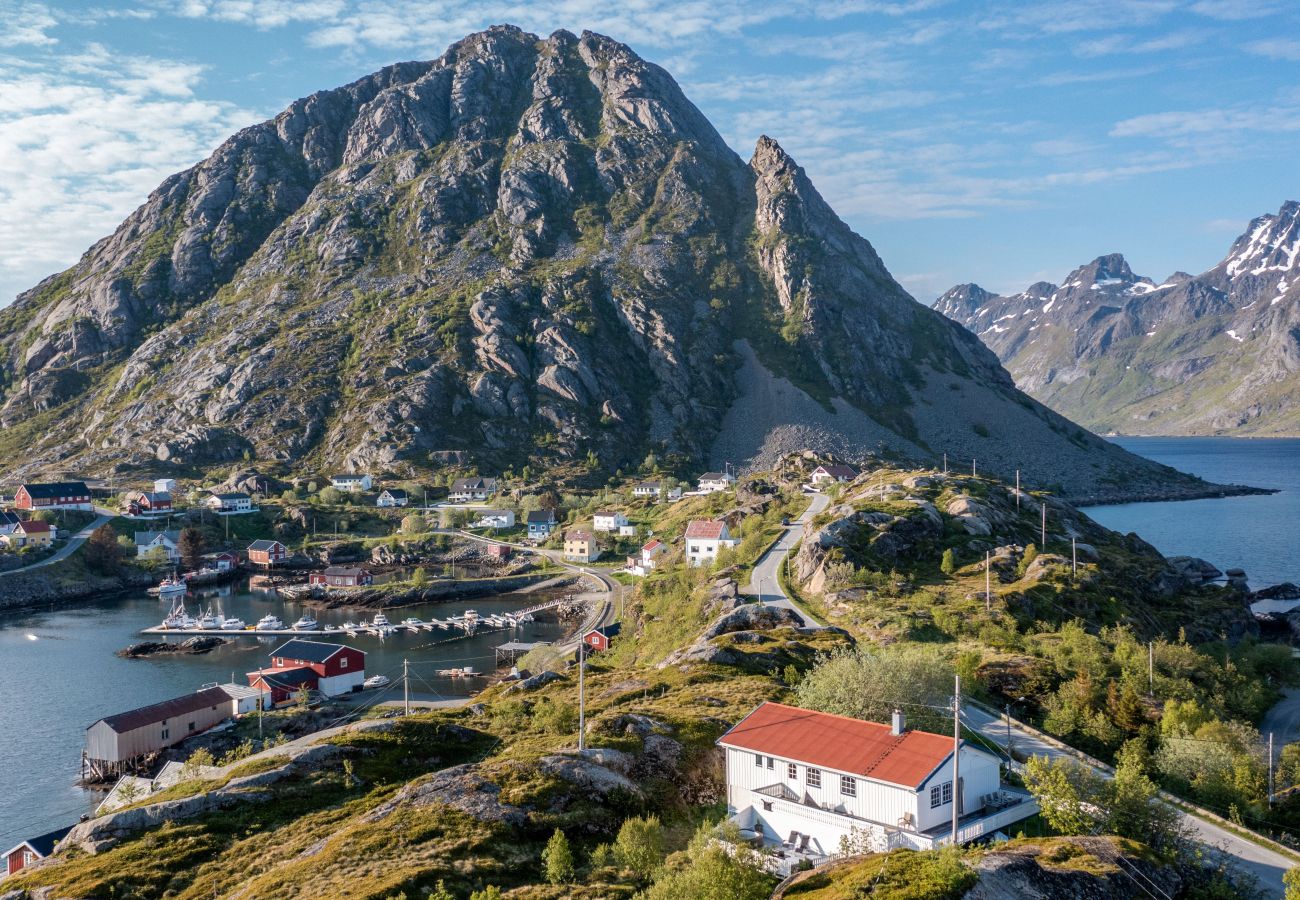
[256,614,285,631]
[155,574,188,599]
[196,607,221,630]
[291,614,319,631]
[371,613,391,628]
[219,616,247,630]
[436,666,477,677]
[161,602,196,630]
[363,675,391,689]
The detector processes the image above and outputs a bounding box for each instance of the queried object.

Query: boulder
[506,669,564,693]
[537,753,644,800]
[1167,556,1222,581]
[365,763,525,827]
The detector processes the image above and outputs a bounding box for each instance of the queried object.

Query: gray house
[83,687,233,780]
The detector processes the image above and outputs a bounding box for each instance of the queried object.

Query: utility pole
[971,458,976,477]
[952,674,961,846]
[1015,470,1020,510]
[1148,642,1154,696]
[1005,703,1013,761]
[403,659,410,715]
[1040,503,1046,547]
[578,643,586,752]
[943,453,948,476]
[1072,538,1077,576]
[985,552,991,612]
[1269,732,1275,807]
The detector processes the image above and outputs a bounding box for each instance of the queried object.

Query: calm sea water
[0,580,568,851]
[1088,437,1300,589]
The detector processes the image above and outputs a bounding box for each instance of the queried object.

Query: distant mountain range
[934,202,1300,436]
[0,25,1231,502]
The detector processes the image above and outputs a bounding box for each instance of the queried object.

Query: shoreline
[1075,483,1278,508]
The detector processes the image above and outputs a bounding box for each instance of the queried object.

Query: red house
[309,566,374,587]
[246,667,320,706]
[250,639,366,698]
[582,622,621,653]
[3,826,71,877]
[15,481,92,511]
[486,543,511,560]
[246,539,288,567]
[126,490,172,516]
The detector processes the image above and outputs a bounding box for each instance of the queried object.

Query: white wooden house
[697,472,736,493]
[376,489,409,508]
[626,539,667,576]
[135,530,181,561]
[474,510,516,529]
[810,465,858,485]
[592,510,629,532]
[632,481,662,498]
[718,702,1035,867]
[449,477,497,503]
[331,474,373,493]
[684,519,737,566]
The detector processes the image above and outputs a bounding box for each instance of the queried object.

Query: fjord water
[1088,437,1299,588]
[0,584,568,852]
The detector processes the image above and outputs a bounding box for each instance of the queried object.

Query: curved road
[743,490,829,627]
[0,506,116,576]
[965,702,1297,897]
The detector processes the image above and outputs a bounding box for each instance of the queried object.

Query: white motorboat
[371,613,391,628]
[256,614,285,631]
[161,602,196,630]
[363,675,391,689]
[292,615,318,631]
[401,617,423,628]
[219,616,247,630]
[156,576,187,599]
[196,607,221,629]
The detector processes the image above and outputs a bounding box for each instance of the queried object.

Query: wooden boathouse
[83,687,233,781]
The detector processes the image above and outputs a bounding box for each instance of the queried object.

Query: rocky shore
[0,567,154,614]
[117,637,229,658]
[298,572,571,611]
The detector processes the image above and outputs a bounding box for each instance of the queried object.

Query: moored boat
[363,675,391,689]
[292,614,318,631]
[256,614,284,631]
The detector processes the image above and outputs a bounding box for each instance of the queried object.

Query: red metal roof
[642,539,663,551]
[17,520,50,534]
[718,702,954,789]
[685,519,725,539]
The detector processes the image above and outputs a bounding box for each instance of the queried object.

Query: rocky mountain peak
[934,283,994,320]
[1075,253,1138,286]
[1220,200,1300,278]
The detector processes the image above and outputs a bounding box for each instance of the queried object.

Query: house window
[341,657,348,668]
[930,785,942,808]
[840,775,856,797]
[161,728,169,740]
[807,768,821,788]
[755,753,763,767]
[188,721,196,732]
[766,756,774,770]
[788,762,798,780]
[762,800,773,812]
[942,781,953,805]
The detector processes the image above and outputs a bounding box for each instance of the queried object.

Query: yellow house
[6,519,54,548]
[563,529,601,563]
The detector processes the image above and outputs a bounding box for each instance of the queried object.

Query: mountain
[934,203,1300,436]
[0,26,1226,502]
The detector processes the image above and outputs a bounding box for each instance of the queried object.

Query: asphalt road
[0,507,115,576]
[965,703,1296,897]
[743,489,829,627]
[1260,688,1300,755]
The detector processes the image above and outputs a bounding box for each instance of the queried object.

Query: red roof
[718,702,955,789]
[685,519,725,540]
[816,464,858,478]
[642,539,663,552]
[18,520,50,534]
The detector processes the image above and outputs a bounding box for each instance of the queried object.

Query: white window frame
[941,781,953,805]
[930,785,942,808]
[788,762,798,780]
[754,753,763,768]
[807,767,821,788]
[840,775,857,797]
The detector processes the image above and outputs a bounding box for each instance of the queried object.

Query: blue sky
[1,0,1299,305]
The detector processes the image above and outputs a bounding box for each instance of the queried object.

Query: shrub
[614,814,664,879]
[940,548,956,575]
[542,828,575,885]
[1017,543,1039,577]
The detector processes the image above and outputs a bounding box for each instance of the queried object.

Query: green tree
[428,882,454,900]
[1022,756,1106,835]
[641,823,772,900]
[177,527,205,571]
[296,685,311,708]
[613,814,664,879]
[795,644,953,733]
[533,697,578,735]
[400,514,424,535]
[468,888,501,900]
[181,746,215,780]
[318,486,343,505]
[411,567,428,588]
[542,828,575,885]
[1016,543,1039,577]
[83,523,123,573]
[1284,867,1300,900]
[940,548,956,575]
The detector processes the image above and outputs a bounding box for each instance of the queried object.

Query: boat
[161,601,196,630]
[292,614,318,631]
[196,607,221,629]
[436,666,478,677]
[363,675,391,689]
[401,617,423,628]
[371,613,391,627]
[256,614,285,631]
[219,616,247,630]
[156,575,188,599]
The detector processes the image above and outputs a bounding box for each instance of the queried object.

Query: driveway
[0,508,115,576]
[965,702,1296,897]
[743,490,830,627]
[1260,688,1300,756]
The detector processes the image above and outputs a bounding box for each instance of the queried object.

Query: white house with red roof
[626,538,667,576]
[810,464,858,485]
[718,702,1036,868]
[684,519,736,566]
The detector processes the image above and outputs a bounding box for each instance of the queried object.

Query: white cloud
[1244,38,1300,60]
[0,1,59,47]
[1190,0,1284,20]
[0,45,257,304]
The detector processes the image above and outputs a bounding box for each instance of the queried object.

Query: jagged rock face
[935,202,1300,435]
[0,25,1218,500]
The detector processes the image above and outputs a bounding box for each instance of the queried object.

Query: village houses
[592,509,629,533]
[246,539,288,567]
[449,476,497,503]
[247,640,366,705]
[376,488,409,508]
[3,826,72,879]
[718,702,1036,869]
[527,509,558,540]
[135,530,181,562]
[563,529,600,563]
[632,481,662,498]
[474,510,516,529]
[309,566,374,588]
[15,481,92,511]
[626,538,666,576]
[154,478,178,494]
[583,622,621,653]
[684,519,736,566]
[83,687,236,781]
[3,519,54,549]
[811,464,858,486]
[124,490,172,517]
[697,472,736,493]
[331,474,372,493]
[205,491,253,514]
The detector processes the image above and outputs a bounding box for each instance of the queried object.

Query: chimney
[891,709,905,736]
